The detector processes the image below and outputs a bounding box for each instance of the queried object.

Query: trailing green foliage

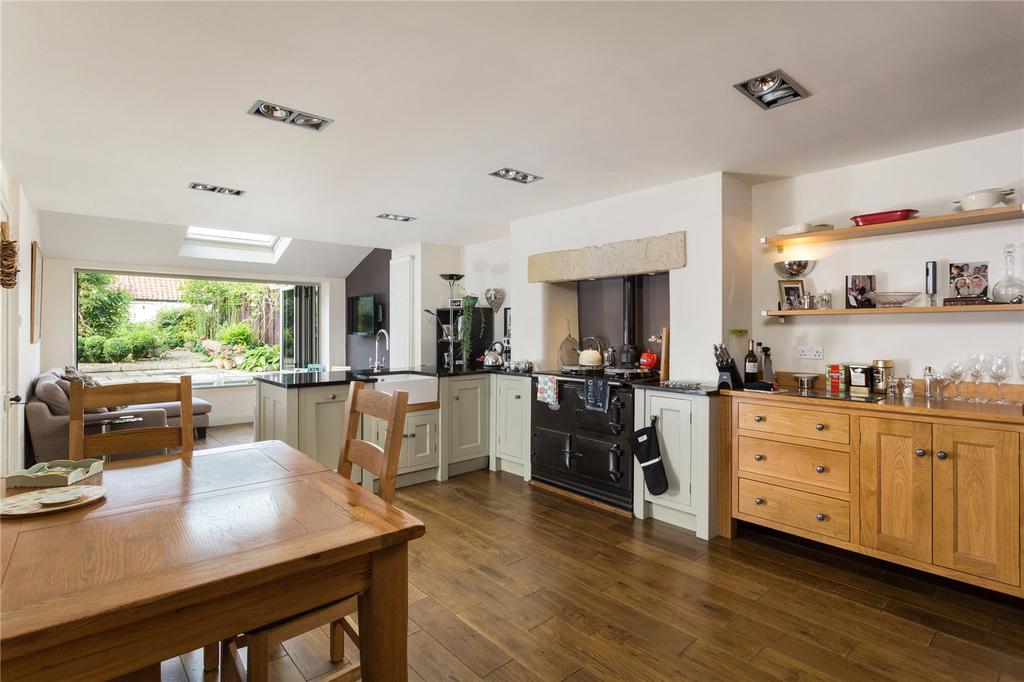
[77,273,130,337]
[238,345,281,372]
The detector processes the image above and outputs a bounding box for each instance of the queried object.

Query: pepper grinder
[923,366,936,399]
[925,261,937,307]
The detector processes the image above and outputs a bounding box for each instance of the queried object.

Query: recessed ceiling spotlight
[248,100,333,131]
[734,69,809,110]
[189,182,245,196]
[490,167,543,184]
[376,213,417,222]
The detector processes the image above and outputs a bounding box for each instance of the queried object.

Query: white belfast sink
[367,373,438,404]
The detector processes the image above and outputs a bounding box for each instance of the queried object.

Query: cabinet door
[449,377,489,463]
[496,378,527,462]
[859,417,932,562]
[933,425,1020,586]
[257,383,296,446]
[403,411,439,472]
[297,386,349,470]
[646,393,693,508]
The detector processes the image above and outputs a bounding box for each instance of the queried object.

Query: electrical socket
[797,345,824,360]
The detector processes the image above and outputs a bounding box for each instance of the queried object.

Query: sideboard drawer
[737,402,850,444]
[738,478,850,541]
[738,436,850,492]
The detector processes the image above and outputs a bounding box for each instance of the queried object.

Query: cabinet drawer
[737,402,850,444]
[738,436,850,492]
[738,479,850,541]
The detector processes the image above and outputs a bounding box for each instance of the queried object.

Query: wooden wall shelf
[760,204,1023,249]
[764,303,1024,321]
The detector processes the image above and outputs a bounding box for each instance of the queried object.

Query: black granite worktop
[253,370,375,389]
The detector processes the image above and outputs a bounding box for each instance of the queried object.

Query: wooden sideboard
[720,390,1023,597]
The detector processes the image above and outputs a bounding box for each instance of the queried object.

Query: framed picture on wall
[503,308,511,337]
[30,241,42,342]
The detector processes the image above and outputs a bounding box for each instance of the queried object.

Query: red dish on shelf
[850,209,919,226]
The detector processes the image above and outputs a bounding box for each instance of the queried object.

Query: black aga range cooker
[531,376,637,510]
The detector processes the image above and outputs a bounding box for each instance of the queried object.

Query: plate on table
[1,485,107,517]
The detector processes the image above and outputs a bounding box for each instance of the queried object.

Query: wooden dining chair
[68,376,194,460]
[71,376,219,676]
[223,381,409,682]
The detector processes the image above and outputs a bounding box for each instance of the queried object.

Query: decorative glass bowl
[866,291,920,307]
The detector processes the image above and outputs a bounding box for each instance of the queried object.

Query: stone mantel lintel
[527,231,686,283]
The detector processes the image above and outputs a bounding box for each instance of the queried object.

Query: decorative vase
[992,244,1024,303]
[462,295,478,308]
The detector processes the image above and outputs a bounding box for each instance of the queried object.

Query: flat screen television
[348,295,376,336]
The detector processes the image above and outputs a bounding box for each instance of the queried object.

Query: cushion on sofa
[130,397,213,418]
[55,378,107,414]
[34,376,69,415]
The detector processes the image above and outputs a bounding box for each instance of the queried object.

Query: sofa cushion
[55,379,107,414]
[60,366,101,387]
[34,376,69,415]
[130,397,213,418]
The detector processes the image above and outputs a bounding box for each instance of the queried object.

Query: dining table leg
[358,542,408,681]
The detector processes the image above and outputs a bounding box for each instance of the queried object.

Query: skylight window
[181,226,292,264]
[185,226,280,248]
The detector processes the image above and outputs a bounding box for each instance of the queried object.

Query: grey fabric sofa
[25,368,212,464]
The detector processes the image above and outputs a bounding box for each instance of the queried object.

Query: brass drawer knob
[816,513,826,521]
[915,448,926,457]
[754,454,764,461]
[936,451,948,460]
[815,465,825,473]
[815,423,825,431]
[754,497,765,505]
[754,415,764,423]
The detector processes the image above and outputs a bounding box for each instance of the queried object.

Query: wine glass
[968,353,988,403]
[945,360,965,401]
[988,353,1011,405]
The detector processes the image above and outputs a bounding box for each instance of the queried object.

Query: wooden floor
[168,425,1024,681]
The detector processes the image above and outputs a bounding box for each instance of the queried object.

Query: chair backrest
[68,376,194,460]
[337,381,408,504]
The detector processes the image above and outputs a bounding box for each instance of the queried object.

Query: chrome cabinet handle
[454,395,460,401]
[515,394,521,399]
[816,513,826,521]
[410,433,416,438]
[402,434,409,439]
[936,451,948,460]
[754,454,764,461]
[328,393,336,400]
[815,465,825,473]
[815,423,825,431]
[753,415,764,422]
[754,497,764,505]
[915,448,926,457]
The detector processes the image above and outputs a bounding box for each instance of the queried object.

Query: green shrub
[154,307,196,348]
[82,335,107,362]
[77,273,131,336]
[218,322,258,349]
[77,337,85,361]
[121,326,161,359]
[238,345,281,372]
[102,337,131,362]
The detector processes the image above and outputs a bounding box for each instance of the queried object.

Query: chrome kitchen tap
[371,328,390,373]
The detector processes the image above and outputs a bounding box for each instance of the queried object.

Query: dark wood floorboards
[171,425,1023,681]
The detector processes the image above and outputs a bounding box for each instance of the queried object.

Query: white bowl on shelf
[954,188,1014,211]
[866,291,920,307]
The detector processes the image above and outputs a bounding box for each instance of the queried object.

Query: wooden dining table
[0,441,425,681]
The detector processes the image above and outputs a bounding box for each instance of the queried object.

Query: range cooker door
[571,386,632,437]
[570,433,633,508]
[531,426,574,474]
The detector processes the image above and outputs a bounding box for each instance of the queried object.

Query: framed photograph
[778,280,805,310]
[448,298,462,308]
[948,261,988,298]
[846,274,877,309]
[30,241,42,342]
[503,308,511,337]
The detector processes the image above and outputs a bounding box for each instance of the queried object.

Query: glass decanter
[991,244,1024,303]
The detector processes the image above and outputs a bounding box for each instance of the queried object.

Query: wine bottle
[744,340,758,384]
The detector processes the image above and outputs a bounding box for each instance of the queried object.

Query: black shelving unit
[435,307,493,371]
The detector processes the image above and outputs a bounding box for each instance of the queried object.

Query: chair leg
[246,630,271,682]
[329,618,345,663]
[203,642,219,671]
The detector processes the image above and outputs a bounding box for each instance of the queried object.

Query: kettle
[483,341,504,367]
[579,337,603,367]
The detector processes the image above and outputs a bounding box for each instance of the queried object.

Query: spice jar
[800,293,815,310]
[871,359,894,395]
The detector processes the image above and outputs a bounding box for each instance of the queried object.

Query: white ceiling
[3,2,1022,250]
[38,211,372,279]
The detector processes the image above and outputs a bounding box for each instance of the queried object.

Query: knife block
[717,359,745,391]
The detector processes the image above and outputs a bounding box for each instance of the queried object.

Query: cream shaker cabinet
[255,379,350,471]
[491,375,531,474]
[446,375,490,464]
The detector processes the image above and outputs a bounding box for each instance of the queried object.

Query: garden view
[76,272,284,377]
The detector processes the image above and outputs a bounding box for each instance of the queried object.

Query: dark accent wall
[577,273,670,357]
[345,248,391,368]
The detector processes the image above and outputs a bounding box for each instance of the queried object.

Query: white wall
[392,242,464,368]
[464,236,511,338]
[510,172,727,381]
[751,129,1024,381]
[40,259,346,373]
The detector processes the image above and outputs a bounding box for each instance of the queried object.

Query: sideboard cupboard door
[933,425,1020,586]
[859,417,933,563]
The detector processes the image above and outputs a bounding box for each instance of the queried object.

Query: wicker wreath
[1,222,19,289]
